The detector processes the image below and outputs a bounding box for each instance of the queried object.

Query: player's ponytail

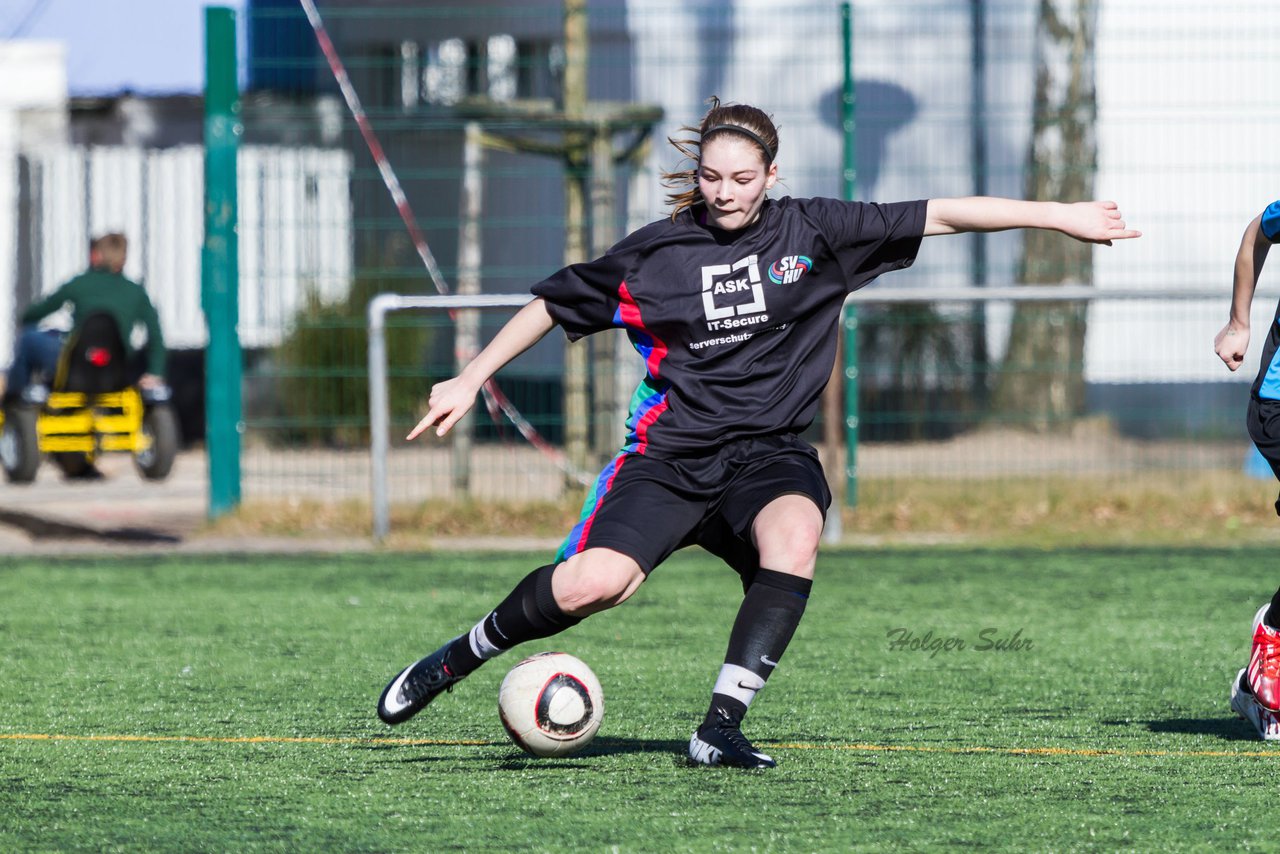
[662,96,780,221]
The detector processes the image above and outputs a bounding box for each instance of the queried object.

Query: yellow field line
[772,742,1280,759]
[1,732,1276,757]
[0,733,490,747]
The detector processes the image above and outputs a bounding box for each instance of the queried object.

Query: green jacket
[21,268,166,376]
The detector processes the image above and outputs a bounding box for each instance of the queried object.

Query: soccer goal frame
[367,293,532,541]
[368,287,1224,543]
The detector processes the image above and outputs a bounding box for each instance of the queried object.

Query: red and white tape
[298,0,590,484]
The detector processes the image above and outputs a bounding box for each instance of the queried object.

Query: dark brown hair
[91,233,128,272]
[662,97,780,221]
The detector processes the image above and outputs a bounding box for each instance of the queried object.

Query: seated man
[5,232,166,405]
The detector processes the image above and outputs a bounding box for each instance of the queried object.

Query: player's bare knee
[754,496,823,560]
[755,517,822,576]
[767,541,819,577]
[554,553,643,615]
[559,582,629,616]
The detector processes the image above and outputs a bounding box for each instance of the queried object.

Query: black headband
[701,124,775,163]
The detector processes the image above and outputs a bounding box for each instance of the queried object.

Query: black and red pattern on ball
[498,671,593,752]
[535,673,594,735]
[498,703,523,746]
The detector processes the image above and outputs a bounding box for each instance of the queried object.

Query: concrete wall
[0,41,68,374]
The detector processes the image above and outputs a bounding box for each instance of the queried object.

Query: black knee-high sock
[704,568,811,726]
[1266,587,1280,629]
[445,564,581,676]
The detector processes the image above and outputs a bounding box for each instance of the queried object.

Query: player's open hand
[1062,201,1142,246]
[407,376,480,440]
[1214,322,1250,371]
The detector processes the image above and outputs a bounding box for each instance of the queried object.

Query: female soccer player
[1214,200,1280,740]
[378,98,1140,767]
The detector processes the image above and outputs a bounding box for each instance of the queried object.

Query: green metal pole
[202,7,242,518]
[841,2,859,509]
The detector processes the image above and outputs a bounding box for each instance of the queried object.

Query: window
[487,35,517,102]
[424,38,468,106]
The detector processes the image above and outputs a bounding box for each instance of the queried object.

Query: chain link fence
[224,1,1277,524]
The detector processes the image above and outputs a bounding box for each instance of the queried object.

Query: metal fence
[10,143,351,351]
[217,1,1276,518]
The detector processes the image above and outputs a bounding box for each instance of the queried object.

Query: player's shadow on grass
[376,736,687,768]
[1122,717,1261,741]
[494,738,690,771]
[582,736,685,754]
[0,508,181,544]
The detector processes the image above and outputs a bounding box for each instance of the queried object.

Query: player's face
[697,136,778,231]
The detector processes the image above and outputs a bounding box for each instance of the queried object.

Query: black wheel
[52,452,95,478]
[134,404,178,480]
[0,405,41,483]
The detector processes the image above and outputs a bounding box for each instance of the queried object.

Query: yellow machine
[0,316,177,483]
[0,387,176,482]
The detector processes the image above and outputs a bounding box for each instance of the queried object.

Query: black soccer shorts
[555,432,832,579]
[1249,397,1280,516]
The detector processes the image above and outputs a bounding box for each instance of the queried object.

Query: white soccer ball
[498,651,604,757]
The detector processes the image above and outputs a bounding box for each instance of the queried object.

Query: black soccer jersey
[532,196,927,456]
[1252,200,1280,400]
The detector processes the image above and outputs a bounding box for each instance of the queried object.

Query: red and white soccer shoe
[1232,667,1280,741]
[1247,604,1280,712]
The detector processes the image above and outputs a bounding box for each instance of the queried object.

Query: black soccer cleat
[377,639,465,725]
[687,709,777,769]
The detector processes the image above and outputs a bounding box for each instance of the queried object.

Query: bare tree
[994,0,1098,430]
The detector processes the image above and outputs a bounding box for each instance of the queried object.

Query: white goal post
[368,293,532,541]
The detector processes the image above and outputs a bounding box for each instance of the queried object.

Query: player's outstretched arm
[407,297,556,439]
[1215,213,1273,371]
[923,197,1141,245]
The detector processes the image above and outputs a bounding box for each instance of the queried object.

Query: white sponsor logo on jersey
[700,254,769,333]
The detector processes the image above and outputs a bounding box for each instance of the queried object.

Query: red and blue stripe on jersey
[614,281,670,453]
[557,282,669,561]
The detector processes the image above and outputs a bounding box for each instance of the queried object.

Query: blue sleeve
[1261,201,1280,243]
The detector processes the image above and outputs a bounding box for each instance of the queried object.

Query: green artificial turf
[0,548,1274,851]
